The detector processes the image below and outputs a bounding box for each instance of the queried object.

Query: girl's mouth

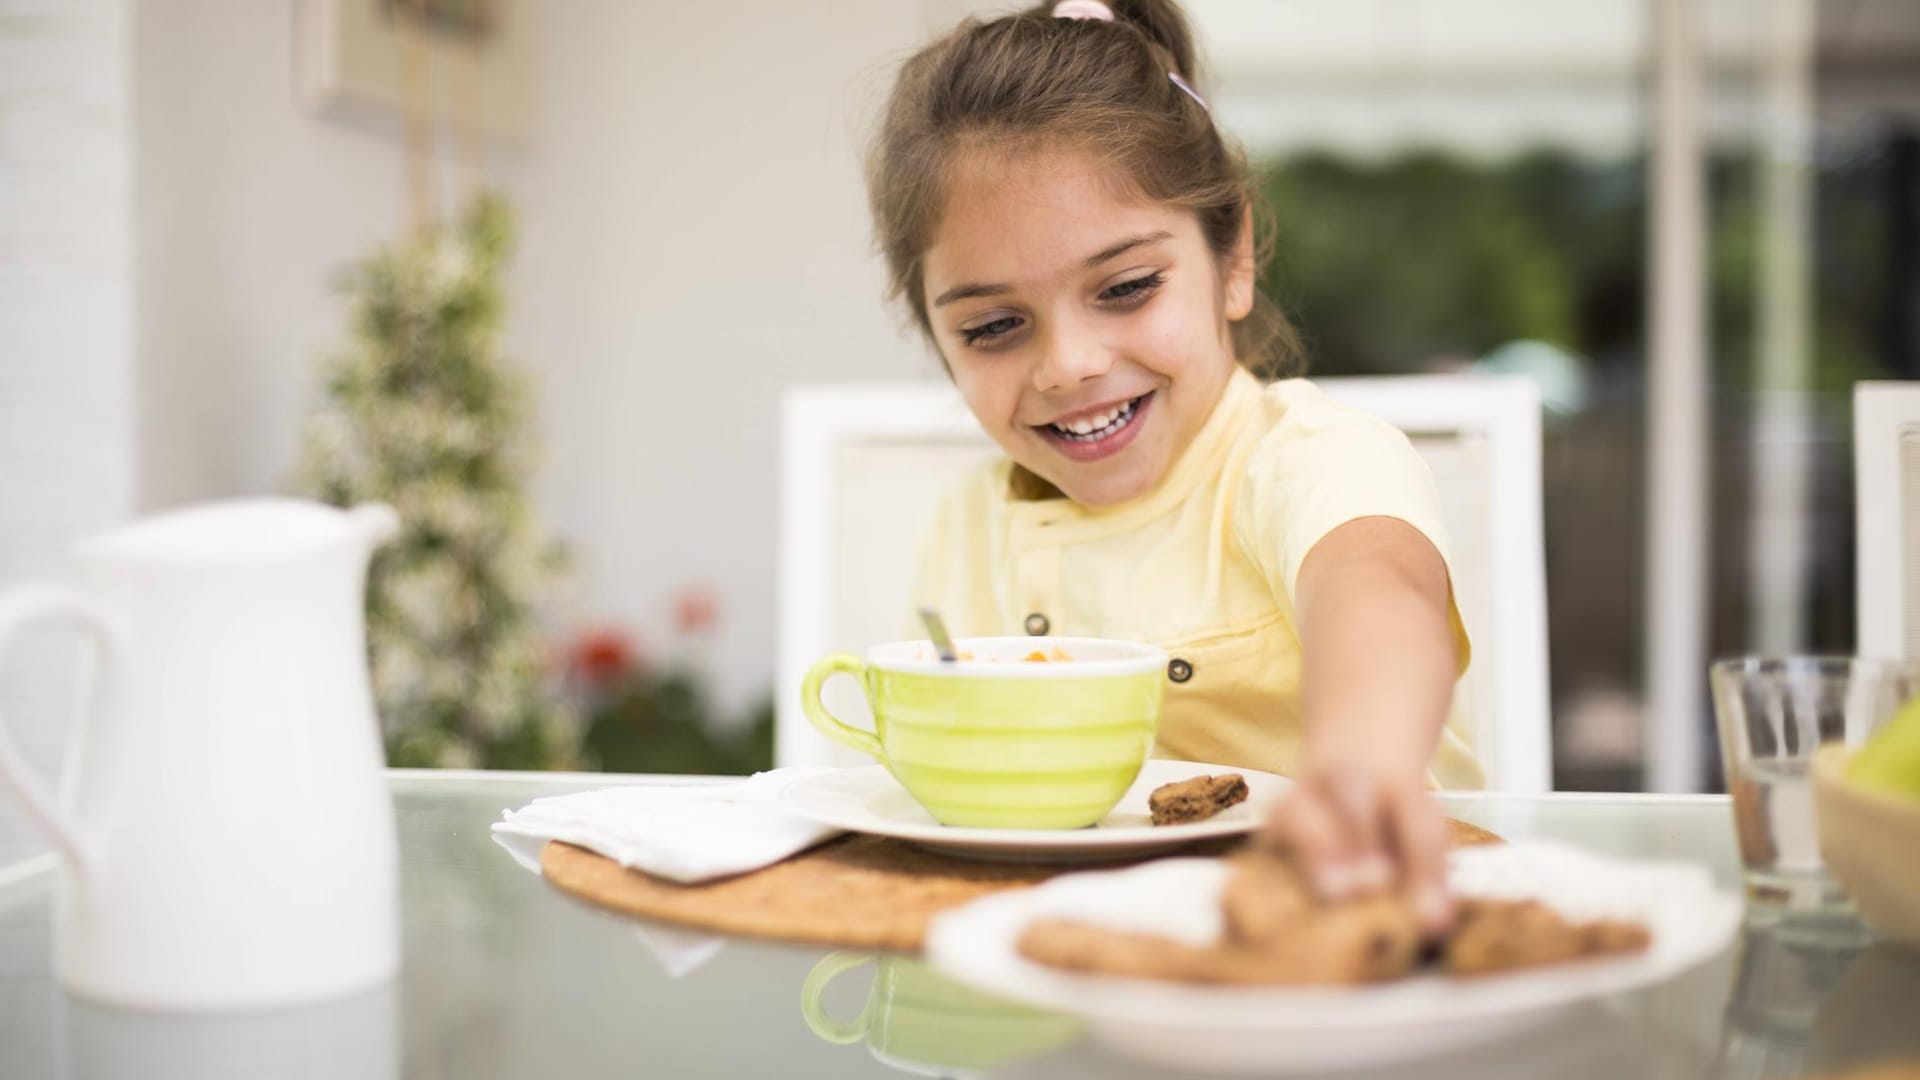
[1035,392,1152,463]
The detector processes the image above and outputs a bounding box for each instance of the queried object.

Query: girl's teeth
[1051,398,1138,441]
[1070,408,1115,435]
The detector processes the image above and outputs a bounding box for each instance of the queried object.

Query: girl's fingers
[1323,765,1392,893]
[1386,788,1453,933]
[1265,787,1360,899]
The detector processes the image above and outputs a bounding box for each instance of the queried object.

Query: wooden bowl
[1813,743,1920,946]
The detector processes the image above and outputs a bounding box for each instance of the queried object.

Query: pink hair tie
[1051,0,1115,20]
[1049,1,1211,113]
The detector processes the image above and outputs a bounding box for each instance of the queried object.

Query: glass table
[2,773,1917,1079]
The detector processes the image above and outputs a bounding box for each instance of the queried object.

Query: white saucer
[778,760,1289,862]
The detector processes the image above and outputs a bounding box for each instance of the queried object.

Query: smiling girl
[875,0,1480,928]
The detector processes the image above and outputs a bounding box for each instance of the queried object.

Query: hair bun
[1106,0,1202,85]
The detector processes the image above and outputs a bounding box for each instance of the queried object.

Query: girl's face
[922,146,1254,507]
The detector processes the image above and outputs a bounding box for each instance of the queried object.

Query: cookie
[1018,851,1421,986]
[1218,850,1316,946]
[1017,913,1413,986]
[1445,819,1504,847]
[1018,919,1304,985]
[1222,850,1422,982]
[1149,773,1250,825]
[1443,898,1650,976]
[1019,850,1649,988]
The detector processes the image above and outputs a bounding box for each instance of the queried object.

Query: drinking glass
[1708,656,1919,923]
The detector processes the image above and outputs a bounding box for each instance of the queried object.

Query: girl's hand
[1282,517,1460,936]
[1261,756,1453,934]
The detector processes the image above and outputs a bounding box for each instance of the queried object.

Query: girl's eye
[961,315,1024,346]
[1099,271,1165,304]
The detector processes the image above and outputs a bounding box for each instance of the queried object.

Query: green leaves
[1257,150,1597,373]
[580,672,773,777]
[297,192,579,770]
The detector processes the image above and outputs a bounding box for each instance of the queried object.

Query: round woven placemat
[539,818,1503,951]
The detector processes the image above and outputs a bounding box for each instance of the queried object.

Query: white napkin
[490,767,846,979]
[490,824,731,978]
[628,923,728,979]
[489,767,843,884]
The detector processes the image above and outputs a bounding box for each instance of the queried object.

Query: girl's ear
[1223,207,1256,321]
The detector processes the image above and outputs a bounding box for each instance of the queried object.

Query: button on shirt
[911,369,1483,789]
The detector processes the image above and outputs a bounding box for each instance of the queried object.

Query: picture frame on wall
[296,0,533,140]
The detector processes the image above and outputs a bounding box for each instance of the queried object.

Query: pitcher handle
[799,655,883,762]
[799,951,877,1044]
[0,584,120,882]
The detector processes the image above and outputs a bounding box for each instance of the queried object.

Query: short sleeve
[1232,382,1471,675]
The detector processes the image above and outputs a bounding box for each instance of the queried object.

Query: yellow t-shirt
[910,368,1485,790]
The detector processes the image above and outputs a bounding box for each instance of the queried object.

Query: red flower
[569,626,641,687]
[674,585,718,636]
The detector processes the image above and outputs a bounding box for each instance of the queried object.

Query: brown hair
[868,0,1300,378]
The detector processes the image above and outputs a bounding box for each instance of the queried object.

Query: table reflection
[799,951,1081,1075]
[61,980,399,1080]
[1717,923,1920,1078]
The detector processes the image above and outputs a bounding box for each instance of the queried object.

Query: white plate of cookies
[924,842,1743,1071]
[778,760,1287,862]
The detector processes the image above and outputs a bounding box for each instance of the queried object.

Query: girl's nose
[1031,326,1114,392]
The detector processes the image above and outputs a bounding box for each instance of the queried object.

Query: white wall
[132,0,951,723]
[501,1,939,718]
[135,1,416,510]
[0,1,135,867]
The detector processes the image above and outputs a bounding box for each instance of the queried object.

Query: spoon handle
[917,607,959,663]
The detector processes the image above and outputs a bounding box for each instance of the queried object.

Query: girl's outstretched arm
[1264,514,1459,933]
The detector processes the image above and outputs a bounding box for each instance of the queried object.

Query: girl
[873,0,1478,930]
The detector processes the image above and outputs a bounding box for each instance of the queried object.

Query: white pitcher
[0,498,402,1010]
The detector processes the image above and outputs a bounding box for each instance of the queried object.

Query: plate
[778,760,1288,862]
[923,842,1743,1071]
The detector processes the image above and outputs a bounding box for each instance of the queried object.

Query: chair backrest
[776,375,1550,792]
[1855,381,1920,664]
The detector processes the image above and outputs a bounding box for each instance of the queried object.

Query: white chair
[1855,381,1920,663]
[776,375,1551,792]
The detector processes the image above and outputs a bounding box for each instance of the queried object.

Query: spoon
[917,607,959,663]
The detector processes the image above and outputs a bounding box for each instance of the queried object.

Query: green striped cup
[799,637,1166,829]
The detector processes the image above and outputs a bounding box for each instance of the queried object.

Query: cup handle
[0,585,120,882]
[799,951,876,1044]
[799,654,883,762]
